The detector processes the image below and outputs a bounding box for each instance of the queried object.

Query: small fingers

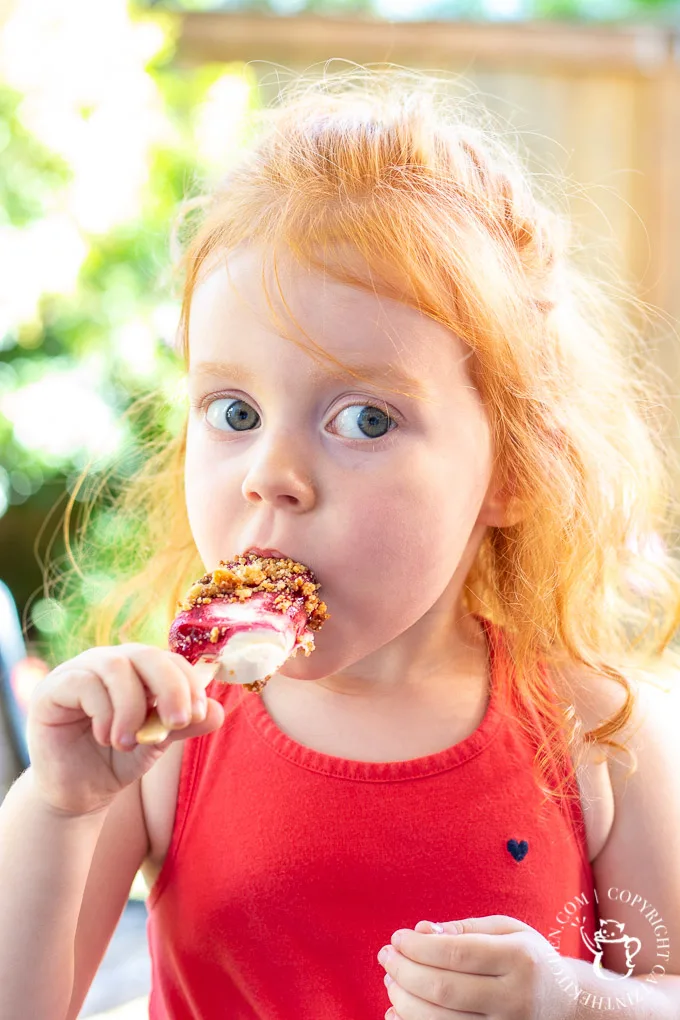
[123,646,198,734]
[47,645,213,752]
[45,667,116,747]
[136,696,225,746]
[88,652,155,751]
[381,945,501,1015]
[72,645,195,750]
[385,978,461,1020]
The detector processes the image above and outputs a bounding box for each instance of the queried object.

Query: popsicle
[135,551,329,744]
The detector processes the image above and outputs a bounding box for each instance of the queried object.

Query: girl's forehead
[189,246,474,388]
[195,244,414,325]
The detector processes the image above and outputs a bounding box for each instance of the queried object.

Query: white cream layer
[213,627,294,686]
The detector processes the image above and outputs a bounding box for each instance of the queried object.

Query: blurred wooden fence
[174,13,680,441]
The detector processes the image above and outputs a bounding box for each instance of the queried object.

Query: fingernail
[192,697,207,721]
[168,711,190,727]
[120,734,136,748]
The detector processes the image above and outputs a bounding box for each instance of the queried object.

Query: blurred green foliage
[0,4,262,664]
[0,89,72,228]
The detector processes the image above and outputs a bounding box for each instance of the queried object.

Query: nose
[241,433,316,511]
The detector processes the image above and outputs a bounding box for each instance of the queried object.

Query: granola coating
[176,551,329,632]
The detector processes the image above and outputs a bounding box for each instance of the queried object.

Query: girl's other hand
[378,915,579,1020]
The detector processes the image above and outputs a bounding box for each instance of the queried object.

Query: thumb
[135,696,225,747]
[165,696,225,744]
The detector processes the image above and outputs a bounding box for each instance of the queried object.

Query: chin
[275,648,339,683]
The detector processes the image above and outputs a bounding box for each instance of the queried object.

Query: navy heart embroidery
[507,838,529,862]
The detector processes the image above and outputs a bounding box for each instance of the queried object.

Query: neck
[288,611,488,704]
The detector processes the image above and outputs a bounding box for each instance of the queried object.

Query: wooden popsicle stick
[134,708,172,745]
[135,657,222,745]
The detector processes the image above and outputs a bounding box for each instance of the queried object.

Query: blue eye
[212,399,259,432]
[332,403,394,440]
[203,397,397,442]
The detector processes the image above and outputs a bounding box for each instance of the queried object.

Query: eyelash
[191,391,401,447]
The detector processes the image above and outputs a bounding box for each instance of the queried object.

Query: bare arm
[1,642,220,1020]
[0,768,110,1020]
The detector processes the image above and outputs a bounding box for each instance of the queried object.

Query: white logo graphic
[580,918,641,979]
[545,886,672,1011]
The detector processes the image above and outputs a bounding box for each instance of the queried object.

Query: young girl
[1,68,679,1020]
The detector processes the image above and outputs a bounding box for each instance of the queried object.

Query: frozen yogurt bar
[135,552,329,743]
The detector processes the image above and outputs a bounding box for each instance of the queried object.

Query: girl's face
[185,245,506,692]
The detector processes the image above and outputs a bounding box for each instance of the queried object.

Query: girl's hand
[377,914,578,1020]
[26,643,225,818]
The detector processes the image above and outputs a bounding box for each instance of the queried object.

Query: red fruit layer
[168,591,308,667]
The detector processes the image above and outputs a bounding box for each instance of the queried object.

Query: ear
[477,466,526,529]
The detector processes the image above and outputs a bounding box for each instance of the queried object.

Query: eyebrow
[188,359,429,398]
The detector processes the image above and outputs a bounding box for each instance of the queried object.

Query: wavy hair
[43,66,680,806]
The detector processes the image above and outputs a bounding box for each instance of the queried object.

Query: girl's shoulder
[542,657,619,862]
[546,652,676,768]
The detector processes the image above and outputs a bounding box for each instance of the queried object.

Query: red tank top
[145,615,599,1019]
